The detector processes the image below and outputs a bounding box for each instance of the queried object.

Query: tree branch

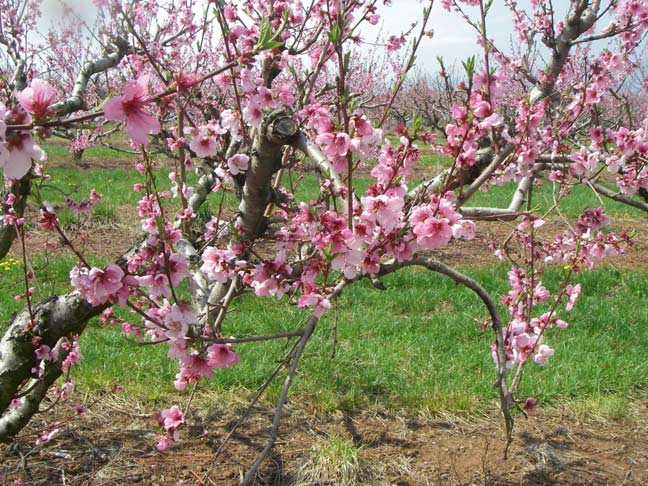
[49,37,130,116]
[0,293,108,442]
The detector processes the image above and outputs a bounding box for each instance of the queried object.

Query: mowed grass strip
[37,156,647,221]
[2,257,645,416]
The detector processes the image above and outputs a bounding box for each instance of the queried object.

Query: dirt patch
[47,155,178,170]
[11,205,648,270]
[428,217,648,269]
[1,395,647,485]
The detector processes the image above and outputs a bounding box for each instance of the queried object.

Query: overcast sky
[39,0,615,73]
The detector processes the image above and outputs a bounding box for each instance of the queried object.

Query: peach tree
[1,0,647,482]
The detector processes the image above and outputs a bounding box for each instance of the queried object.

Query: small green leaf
[327,24,341,44]
[255,18,284,50]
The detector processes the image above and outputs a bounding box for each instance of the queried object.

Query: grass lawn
[2,143,645,419]
[1,254,646,418]
[33,162,646,227]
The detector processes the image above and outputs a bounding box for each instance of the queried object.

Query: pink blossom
[104,75,161,145]
[472,100,491,118]
[361,195,404,233]
[71,264,126,305]
[161,253,189,287]
[156,405,184,450]
[386,35,406,52]
[249,252,292,297]
[533,344,555,365]
[17,79,57,118]
[478,113,503,130]
[564,284,581,312]
[61,338,81,372]
[410,207,453,249]
[156,435,175,451]
[189,128,219,157]
[297,293,332,317]
[1,105,46,179]
[243,100,263,127]
[207,343,240,368]
[35,344,54,361]
[161,405,184,430]
[228,154,250,175]
[523,397,537,412]
[137,272,172,298]
[201,246,238,283]
[576,208,609,234]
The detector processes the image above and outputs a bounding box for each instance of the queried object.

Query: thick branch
[530,0,601,103]
[49,37,130,116]
[0,337,71,439]
[0,292,108,442]
[460,171,534,221]
[407,145,509,203]
[236,113,299,241]
[590,182,648,213]
[378,256,514,446]
[201,113,299,326]
[240,314,318,486]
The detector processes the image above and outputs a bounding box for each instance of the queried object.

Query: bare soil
[13,205,648,269]
[1,395,647,485]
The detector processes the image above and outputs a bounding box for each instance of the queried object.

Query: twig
[240,315,320,485]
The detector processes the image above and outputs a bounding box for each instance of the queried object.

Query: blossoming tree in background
[1,0,648,482]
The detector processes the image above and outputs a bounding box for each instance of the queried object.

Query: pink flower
[410,207,453,249]
[71,263,126,305]
[243,100,263,127]
[533,344,555,365]
[472,100,491,118]
[564,284,581,312]
[1,105,46,179]
[297,293,331,317]
[207,343,240,368]
[89,264,125,302]
[161,253,189,287]
[523,397,537,412]
[227,154,250,175]
[156,435,175,451]
[201,246,237,283]
[189,122,225,157]
[361,195,404,233]
[156,405,184,450]
[160,405,184,430]
[104,75,160,145]
[17,79,57,118]
[35,344,53,361]
[386,34,406,52]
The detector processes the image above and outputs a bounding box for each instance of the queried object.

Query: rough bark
[0,292,108,442]
[201,112,300,325]
[49,37,130,116]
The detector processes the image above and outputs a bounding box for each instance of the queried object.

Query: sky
[38,0,617,73]
[38,0,528,66]
[361,0,545,71]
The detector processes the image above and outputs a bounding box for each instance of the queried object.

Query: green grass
[43,134,132,159]
[36,164,644,222]
[44,143,130,159]
[296,434,367,485]
[37,167,173,207]
[3,255,646,416]
[467,181,644,218]
[10,146,645,415]
[39,132,647,221]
